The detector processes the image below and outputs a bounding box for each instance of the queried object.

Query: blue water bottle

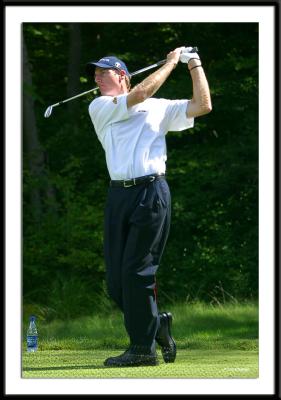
[27,315,38,352]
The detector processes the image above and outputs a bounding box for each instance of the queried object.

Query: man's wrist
[188,58,201,69]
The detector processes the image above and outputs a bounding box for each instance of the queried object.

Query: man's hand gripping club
[127,46,190,108]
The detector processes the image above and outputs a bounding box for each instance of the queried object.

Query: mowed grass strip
[22,349,258,378]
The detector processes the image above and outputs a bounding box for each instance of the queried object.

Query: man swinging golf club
[86,46,212,367]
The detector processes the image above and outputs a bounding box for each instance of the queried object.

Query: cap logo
[100,58,110,63]
[115,62,121,68]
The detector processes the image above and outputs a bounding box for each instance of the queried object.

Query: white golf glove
[180,47,200,64]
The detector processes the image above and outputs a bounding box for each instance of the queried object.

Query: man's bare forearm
[187,59,212,117]
[127,62,175,108]
[136,62,175,98]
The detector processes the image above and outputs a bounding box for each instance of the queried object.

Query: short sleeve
[88,94,129,136]
[161,99,194,132]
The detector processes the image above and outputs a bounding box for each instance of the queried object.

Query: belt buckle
[123,178,135,188]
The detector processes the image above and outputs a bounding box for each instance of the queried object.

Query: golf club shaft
[130,59,166,77]
[44,47,198,117]
[45,59,166,115]
[50,87,99,108]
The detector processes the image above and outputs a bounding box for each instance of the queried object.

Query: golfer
[86,46,212,367]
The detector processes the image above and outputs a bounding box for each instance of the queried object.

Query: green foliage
[22,302,258,351]
[23,23,258,317]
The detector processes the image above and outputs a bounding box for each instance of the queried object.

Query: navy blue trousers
[104,176,171,350]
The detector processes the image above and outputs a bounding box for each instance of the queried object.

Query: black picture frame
[4,0,280,398]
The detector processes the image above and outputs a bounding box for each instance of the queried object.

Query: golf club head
[44,106,53,118]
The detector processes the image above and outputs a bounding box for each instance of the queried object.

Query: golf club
[44,47,198,118]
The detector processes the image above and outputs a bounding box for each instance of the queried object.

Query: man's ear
[118,70,126,83]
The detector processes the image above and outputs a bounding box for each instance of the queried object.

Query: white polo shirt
[88,94,194,180]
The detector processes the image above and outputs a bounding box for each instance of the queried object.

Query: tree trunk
[23,36,58,221]
[23,36,44,222]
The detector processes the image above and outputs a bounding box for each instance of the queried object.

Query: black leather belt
[110,173,165,188]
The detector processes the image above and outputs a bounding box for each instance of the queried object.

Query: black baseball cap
[86,56,130,76]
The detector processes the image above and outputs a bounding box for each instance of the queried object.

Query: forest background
[22,22,258,320]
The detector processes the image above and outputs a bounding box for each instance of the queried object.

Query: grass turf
[22,349,258,378]
[22,302,258,379]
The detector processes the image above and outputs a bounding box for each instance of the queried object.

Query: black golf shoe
[104,345,158,367]
[155,311,177,363]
